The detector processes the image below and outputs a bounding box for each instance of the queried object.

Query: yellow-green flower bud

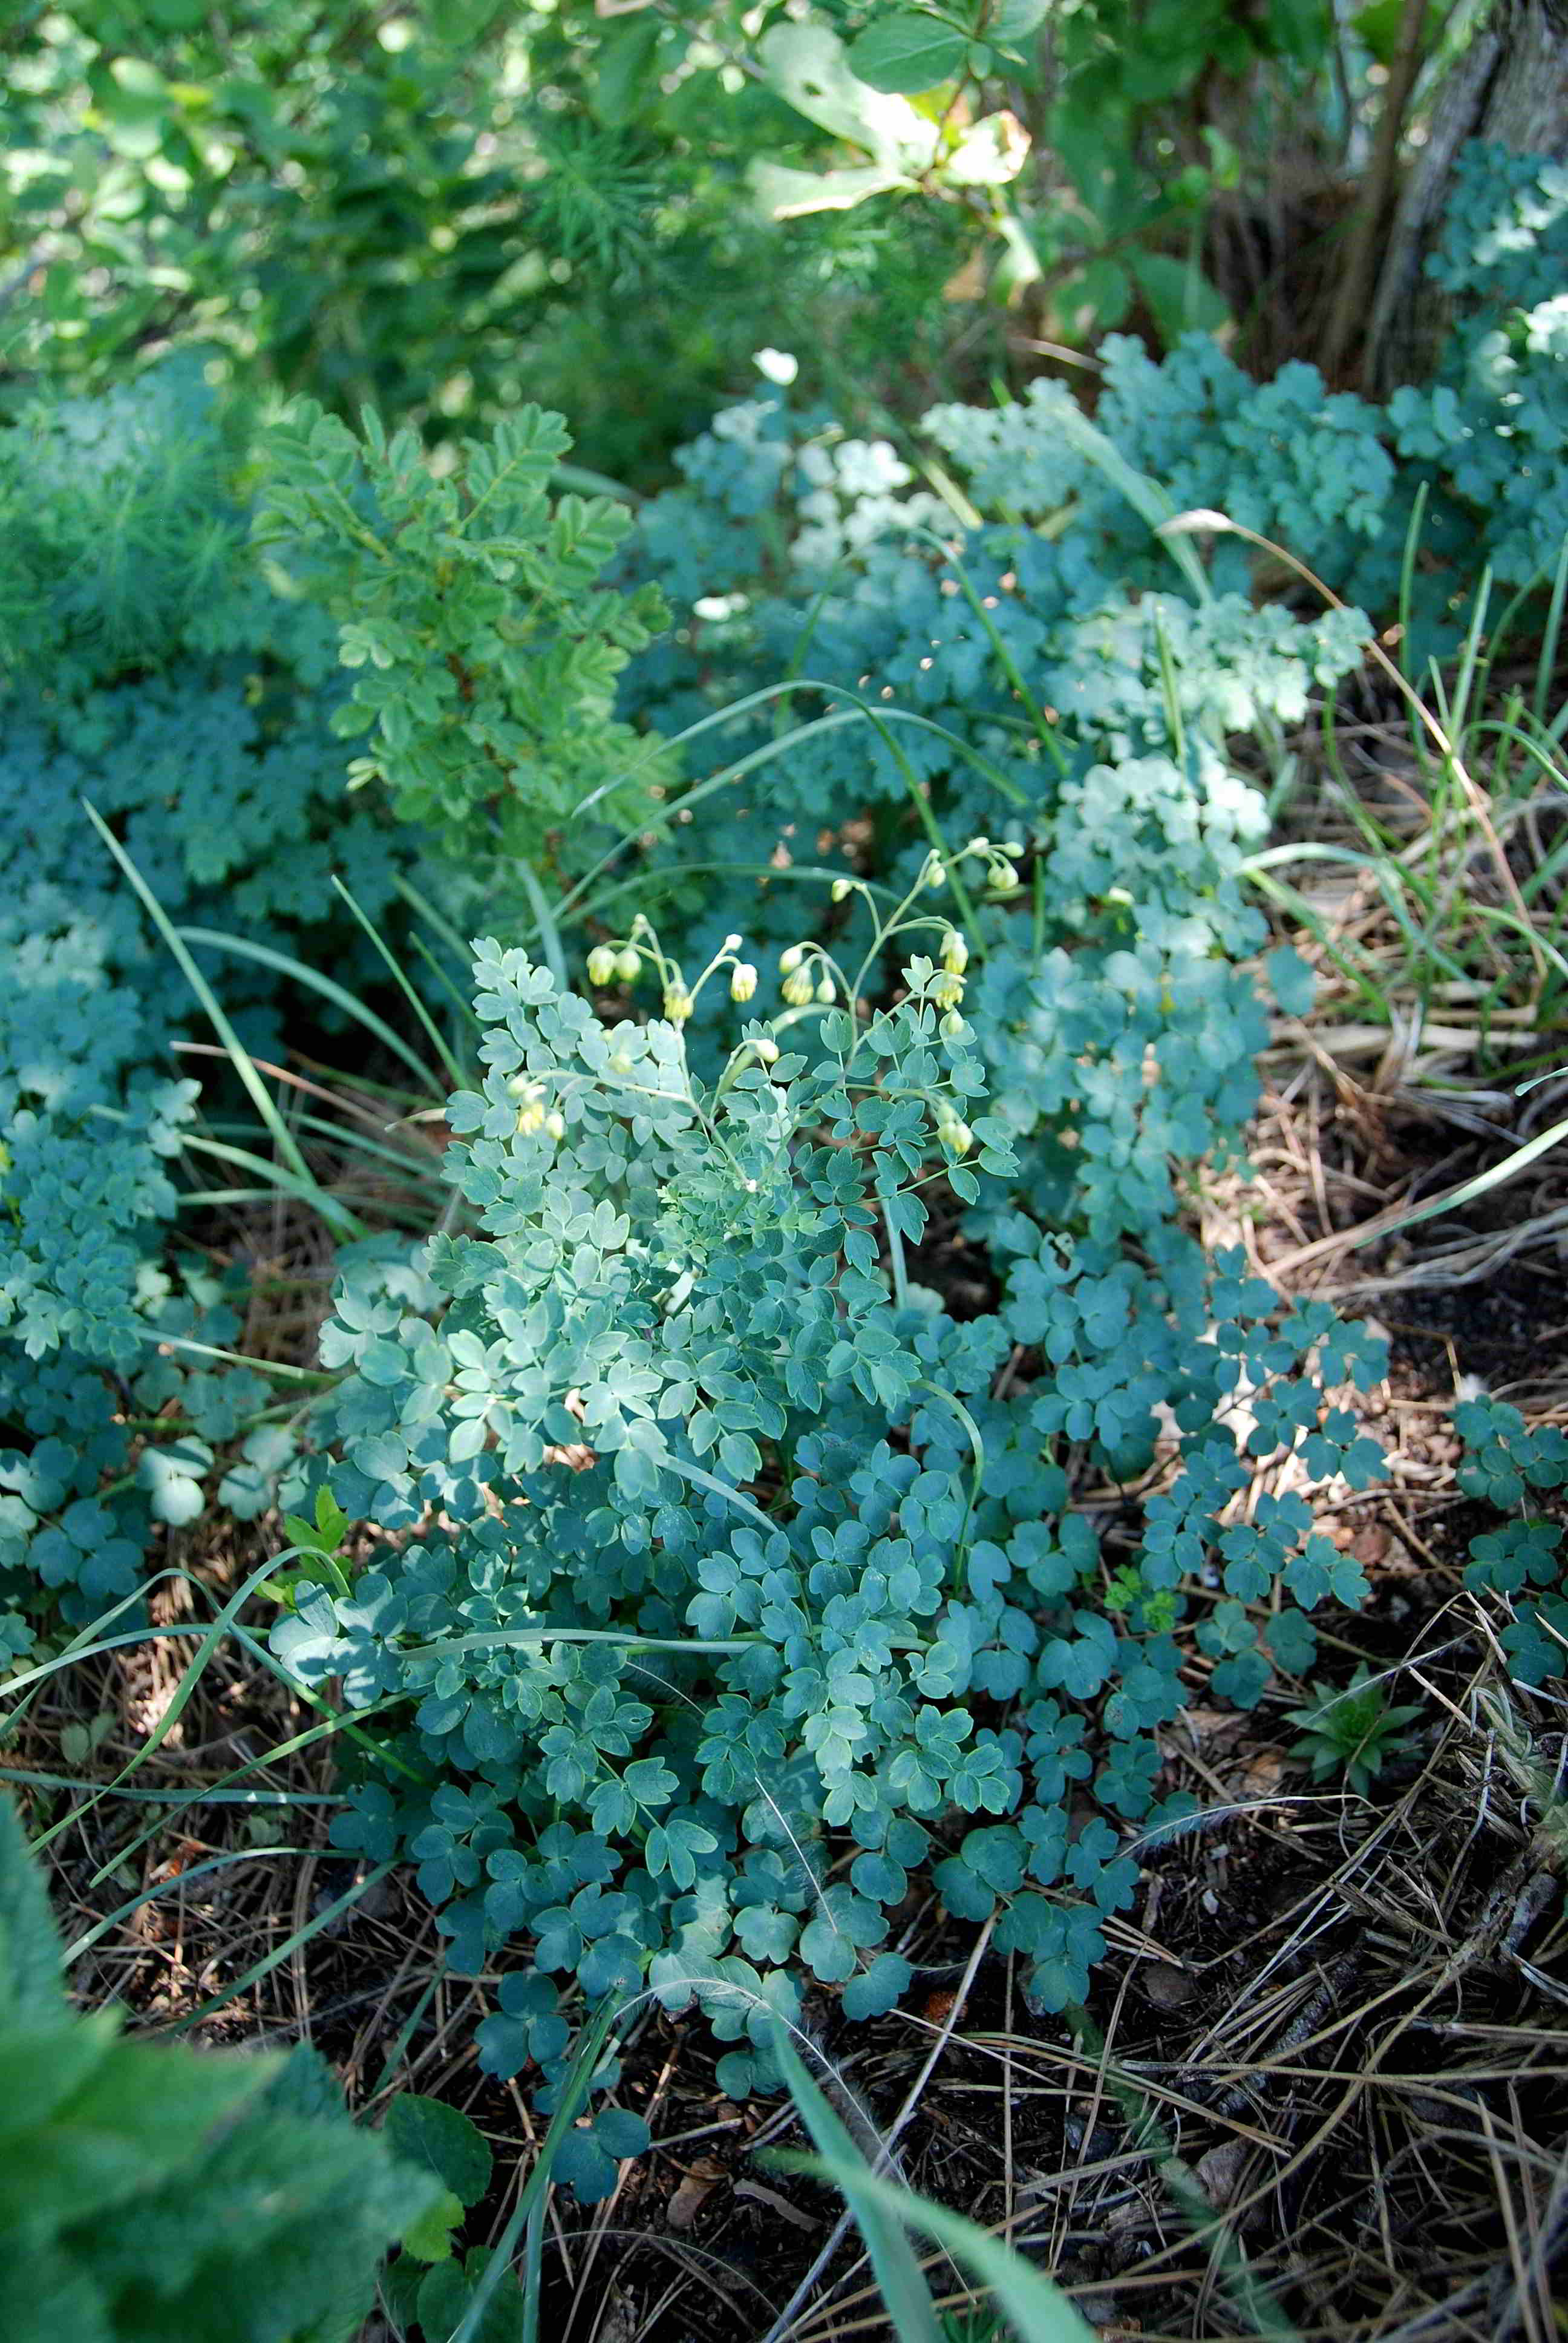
[752,1035,780,1064]
[664,985,694,1023]
[723,932,742,952]
[615,945,642,983]
[939,929,969,977]
[543,1109,566,1142]
[515,1096,546,1137]
[782,966,814,1008]
[932,972,965,1012]
[779,943,806,974]
[938,1116,973,1158]
[831,877,852,903]
[730,962,758,1003]
[815,974,835,1004]
[920,851,945,891]
[586,943,618,987]
[940,1009,967,1043]
[988,859,1021,894]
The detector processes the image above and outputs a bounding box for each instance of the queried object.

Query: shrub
[0,5,987,476]
[256,399,670,870]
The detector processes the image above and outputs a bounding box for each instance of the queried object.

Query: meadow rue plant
[1455,1395,1568,1687]
[0,361,411,1647]
[278,852,1387,2195]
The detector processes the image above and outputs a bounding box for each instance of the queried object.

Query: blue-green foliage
[613,375,1367,1162]
[278,329,1398,2186]
[1388,145,1568,592]
[0,361,411,1643]
[910,146,1568,638]
[289,923,1385,2183]
[930,346,1400,607]
[1,349,684,1652]
[253,154,1568,2171]
[1457,1395,1568,1686]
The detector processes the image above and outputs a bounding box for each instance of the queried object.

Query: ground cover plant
[5,7,1568,2338]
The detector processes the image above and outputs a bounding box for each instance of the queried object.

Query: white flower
[586,943,618,987]
[730,962,759,1003]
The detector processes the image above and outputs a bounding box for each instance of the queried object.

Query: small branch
[1322,0,1432,382]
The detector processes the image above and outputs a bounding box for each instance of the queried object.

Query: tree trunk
[1365,0,1568,395]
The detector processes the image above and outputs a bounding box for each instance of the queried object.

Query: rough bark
[1365,0,1568,395]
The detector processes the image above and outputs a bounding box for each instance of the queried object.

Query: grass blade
[447,1998,623,2343]
[335,875,468,1092]
[173,1133,368,1237]
[1354,1111,1568,1244]
[61,1846,315,1964]
[160,1859,397,2035]
[1534,534,1568,727]
[771,2028,944,2343]
[85,802,316,1190]
[175,925,445,1092]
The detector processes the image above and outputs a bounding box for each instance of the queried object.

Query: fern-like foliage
[257,402,671,869]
